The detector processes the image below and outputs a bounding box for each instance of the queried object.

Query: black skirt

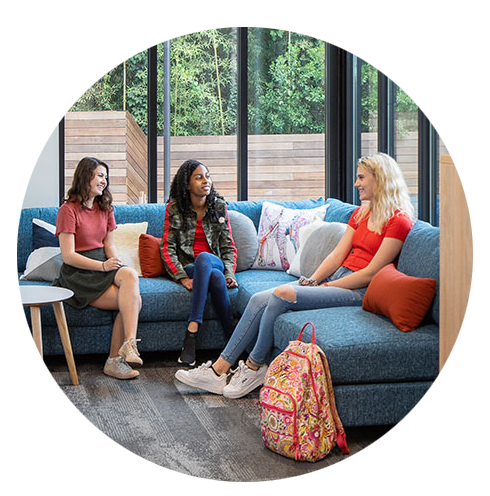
[52,247,118,309]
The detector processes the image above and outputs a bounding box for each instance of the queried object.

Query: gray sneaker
[104,356,139,380]
[175,360,228,395]
[222,360,267,399]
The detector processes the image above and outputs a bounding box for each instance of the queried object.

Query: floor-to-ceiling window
[247,28,325,201]
[360,61,378,157]
[395,86,419,212]
[162,28,238,201]
[61,27,442,224]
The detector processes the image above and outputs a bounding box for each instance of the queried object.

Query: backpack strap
[320,352,350,455]
[297,322,316,345]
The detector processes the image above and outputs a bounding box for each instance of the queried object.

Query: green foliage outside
[70,28,417,137]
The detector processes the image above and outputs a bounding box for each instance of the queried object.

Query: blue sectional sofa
[17,198,440,427]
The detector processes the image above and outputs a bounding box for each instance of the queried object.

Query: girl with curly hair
[53,157,142,380]
[161,159,238,366]
[175,153,415,398]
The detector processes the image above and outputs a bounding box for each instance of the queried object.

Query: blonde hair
[355,153,415,233]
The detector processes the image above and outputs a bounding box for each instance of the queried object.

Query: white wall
[458,28,473,155]
[17,27,59,208]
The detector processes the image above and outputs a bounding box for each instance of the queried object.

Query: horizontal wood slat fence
[65,111,431,204]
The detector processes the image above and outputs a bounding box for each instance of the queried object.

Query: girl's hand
[298,276,318,286]
[103,257,122,271]
[226,277,238,288]
[181,277,193,291]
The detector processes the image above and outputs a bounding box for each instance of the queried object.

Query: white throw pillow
[114,222,148,276]
[252,202,328,271]
[287,216,324,277]
[20,247,63,282]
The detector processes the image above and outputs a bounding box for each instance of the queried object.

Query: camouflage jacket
[160,198,237,282]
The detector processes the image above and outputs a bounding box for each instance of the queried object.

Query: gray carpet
[47,351,391,482]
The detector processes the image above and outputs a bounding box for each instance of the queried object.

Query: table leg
[31,307,46,406]
[52,301,79,386]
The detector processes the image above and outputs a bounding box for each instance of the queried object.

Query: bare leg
[91,267,142,356]
[108,312,124,358]
[212,356,232,375]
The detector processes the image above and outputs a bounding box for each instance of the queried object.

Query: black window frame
[59,27,440,225]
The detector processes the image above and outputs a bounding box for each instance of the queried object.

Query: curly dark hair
[169,159,224,229]
[65,157,113,211]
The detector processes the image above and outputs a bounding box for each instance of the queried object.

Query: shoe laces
[125,338,141,356]
[229,360,247,384]
[190,360,212,373]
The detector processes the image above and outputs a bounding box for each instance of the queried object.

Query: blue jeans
[220,267,366,365]
[184,252,234,336]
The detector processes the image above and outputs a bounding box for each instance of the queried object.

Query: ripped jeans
[220,267,366,366]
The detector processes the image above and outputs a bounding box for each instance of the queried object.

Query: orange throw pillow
[139,233,165,278]
[362,263,436,332]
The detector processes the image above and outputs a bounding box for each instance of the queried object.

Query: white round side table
[20,285,79,385]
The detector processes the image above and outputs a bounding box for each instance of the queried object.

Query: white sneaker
[174,360,228,395]
[222,360,268,399]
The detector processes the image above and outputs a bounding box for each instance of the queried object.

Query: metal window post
[378,73,396,157]
[147,46,158,203]
[237,27,248,201]
[418,109,438,223]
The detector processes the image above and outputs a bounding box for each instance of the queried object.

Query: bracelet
[102,261,106,272]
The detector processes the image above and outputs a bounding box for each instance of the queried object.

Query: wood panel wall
[65,111,426,205]
[439,155,473,482]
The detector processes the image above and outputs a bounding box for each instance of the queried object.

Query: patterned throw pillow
[252,202,328,271]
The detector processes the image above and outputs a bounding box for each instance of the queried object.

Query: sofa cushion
[272,307,439,385]
[397,220,440,324]
[113,203,167,238]
[18,207,59,272]
[227,198,326,230]
[114,222,148,276]
[235,271,297,314]
[363,263,436,332]
[325,198,357,223]
[299,221,347,278]
[252,201,328,271]
[139,233,165,278]
[137,277,241,322]
[228,210,259,272]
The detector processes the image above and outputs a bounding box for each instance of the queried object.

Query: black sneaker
[178,330,197,366]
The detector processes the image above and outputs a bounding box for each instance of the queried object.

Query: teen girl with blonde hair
[175,153,415,398]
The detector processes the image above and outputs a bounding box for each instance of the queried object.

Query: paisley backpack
[259,322,350,462]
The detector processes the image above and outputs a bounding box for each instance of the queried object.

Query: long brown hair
[64,157,113,211]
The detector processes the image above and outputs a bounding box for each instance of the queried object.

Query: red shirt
[55,201,117,252]
[193,218,212,257]
[342,207,413,271]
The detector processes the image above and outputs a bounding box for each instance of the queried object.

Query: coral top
[342,207,413,271]
[55,201,116,252]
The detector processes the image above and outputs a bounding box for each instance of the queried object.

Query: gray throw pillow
[20,247,63,282]
[299,222,347,278]
[228,210,259,272]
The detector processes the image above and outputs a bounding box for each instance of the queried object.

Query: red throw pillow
[139,233,165,278]
[362,263,436,332]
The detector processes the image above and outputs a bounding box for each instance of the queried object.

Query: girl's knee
[117,266,139,286]
[209,269,226,287]
[195,252,212,266]
[274,284,296,302]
